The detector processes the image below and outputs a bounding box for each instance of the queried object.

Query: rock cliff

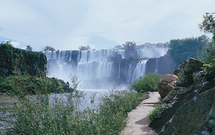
[149,58,215,135]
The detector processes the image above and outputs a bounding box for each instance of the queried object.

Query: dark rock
[146,50,176,75]
[157,74,178,99]
[149,71,215,134]
[173,58,204,87]
[160,88,215,135]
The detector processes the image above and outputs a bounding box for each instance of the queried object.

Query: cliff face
[0,44,47,77]
[146,50,177,75]
[149,58,215,135]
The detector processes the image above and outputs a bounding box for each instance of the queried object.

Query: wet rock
[157,74,178,99]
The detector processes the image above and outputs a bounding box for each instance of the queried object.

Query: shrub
[147,104,163,121]
[201,42,215,81]
[1,78,146,134]
[0,75,72,95]
[130,73,162,93]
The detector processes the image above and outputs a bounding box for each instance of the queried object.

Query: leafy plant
[0,75,147,134]
[199,12,215,81]
[147,104,163,121]
[130,73,162,93]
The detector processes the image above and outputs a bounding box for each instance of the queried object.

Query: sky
[0,0,214,51]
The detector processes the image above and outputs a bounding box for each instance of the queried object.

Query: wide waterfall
[42,44,168,89]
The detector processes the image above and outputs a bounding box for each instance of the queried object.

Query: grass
[0,76,146,135]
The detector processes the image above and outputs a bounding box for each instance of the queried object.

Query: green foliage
[0,75,72,96]
[1,80,146,134]
[147,104,163,121]
[199,12,215,81]
[26,45,32,51]
[173,126,180,135]
[131,73,162,93]
[201,42,215,80]
[199,13,215,40]
[0,44,47,77]
[43,45,56,51]
[169,35,208,68]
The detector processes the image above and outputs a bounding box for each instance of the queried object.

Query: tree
[43,46,56,51]
[122,41,137,58]
[26,45,32,51]
[122,41,136,49]
[199,12,215,40]
[78,45,91,51]
[199,12,215,80]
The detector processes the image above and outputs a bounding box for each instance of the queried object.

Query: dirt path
[120,92,160,135]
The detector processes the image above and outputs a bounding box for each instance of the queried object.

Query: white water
[42,45,168,88]
[131,60,147,82]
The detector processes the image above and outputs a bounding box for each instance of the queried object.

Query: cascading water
[42,44,168,88]
[131,60,147,82]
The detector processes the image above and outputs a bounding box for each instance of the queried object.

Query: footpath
[120,92,160,135]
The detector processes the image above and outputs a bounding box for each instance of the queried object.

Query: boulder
[157,74,178,99]
[173,58,204,87]
[160,88,215,135]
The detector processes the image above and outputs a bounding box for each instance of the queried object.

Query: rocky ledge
[149,58,215,135]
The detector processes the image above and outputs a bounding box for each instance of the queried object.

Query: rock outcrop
[173,58,204,87]
[160,88,215,135]
[149,58,215,135]
[157,74,178,99]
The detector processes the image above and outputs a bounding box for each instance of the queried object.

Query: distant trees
[78,45,91,51]
[122,41,136,49]
[26,45,32,51]
[114,45,123,50]
[168,35,209,67]
[43,46,56,51]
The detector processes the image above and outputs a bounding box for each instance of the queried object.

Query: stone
[174,58,204,87]
[157,74,178,99]
[160,88,215,135]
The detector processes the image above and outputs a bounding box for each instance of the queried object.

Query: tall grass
[0,75,146,134]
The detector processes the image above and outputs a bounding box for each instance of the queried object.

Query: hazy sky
[0,0,214,51]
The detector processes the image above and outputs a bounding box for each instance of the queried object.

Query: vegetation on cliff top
[0,43,47,77]
[0,43,72,95]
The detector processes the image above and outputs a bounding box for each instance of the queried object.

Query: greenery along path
[121,92,160,135]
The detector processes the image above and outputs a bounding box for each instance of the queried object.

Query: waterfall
[127,63,133,82]
[155,58,158,73]
[137,46,168,58]
[118,62,121,79]
[42,44,168,88]
[131,60,147,82]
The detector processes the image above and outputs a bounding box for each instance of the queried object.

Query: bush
[0,75,72,95]
[130,73,162,93]
[147,104,163,121]
[201,42,215,81]
[1,80,146,134]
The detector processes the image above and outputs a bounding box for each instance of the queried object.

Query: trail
[120,92,160,135]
